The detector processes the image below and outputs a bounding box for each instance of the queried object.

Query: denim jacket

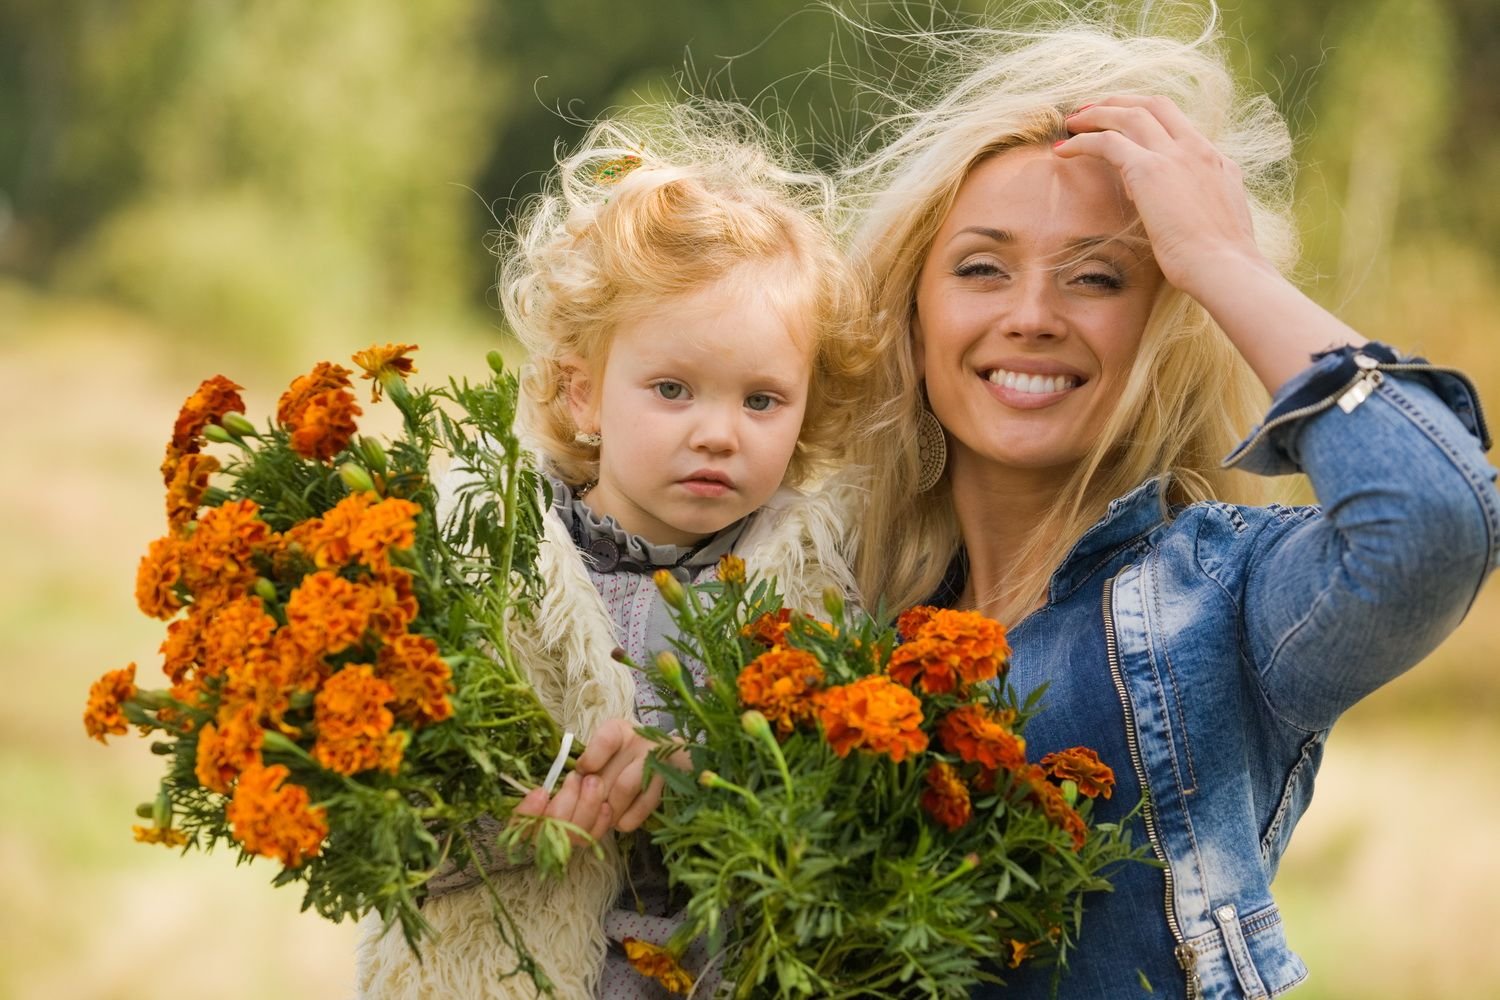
[972,344,1498,999]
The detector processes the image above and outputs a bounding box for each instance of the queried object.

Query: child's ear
[560,355,599,434]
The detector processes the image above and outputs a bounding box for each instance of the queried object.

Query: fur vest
[355,479,858,998]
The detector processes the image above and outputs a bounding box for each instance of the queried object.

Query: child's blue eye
[745,393,776,412]
[655,381,686,400]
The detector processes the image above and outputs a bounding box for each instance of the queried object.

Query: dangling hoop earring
[915,405,947,492]
[574,430,602,448]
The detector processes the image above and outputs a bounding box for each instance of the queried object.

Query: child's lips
[679,471,734,497]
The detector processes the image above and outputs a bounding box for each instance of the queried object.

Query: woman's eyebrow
[1062,234,1152,257]
[952,225,1012,244]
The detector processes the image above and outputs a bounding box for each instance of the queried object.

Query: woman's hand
[1055,95,1364,394]
[1054,95,1265,299]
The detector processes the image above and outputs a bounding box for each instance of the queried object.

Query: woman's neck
[947,452,1071,619]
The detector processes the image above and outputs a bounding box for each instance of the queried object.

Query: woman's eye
[654,381,686,400]
[745,393,777,412]
[954,259,1004,279]
[1074,270,1125,291]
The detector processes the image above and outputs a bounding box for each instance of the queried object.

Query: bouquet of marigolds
[82,344,575,991]
[625,560,1144,998]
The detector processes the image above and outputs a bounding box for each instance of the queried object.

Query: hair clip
[594,154,642,186]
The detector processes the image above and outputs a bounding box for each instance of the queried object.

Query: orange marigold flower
[376,634,453,726]
[179,499,273,602]
[165,452,220,528]
[1008,939,1037,969]
[897,605,941,640]
[368,567,420,639]
[621,939,694,996]
[717,553,746,585]
[888,636,962,695]
[160,607,207,684]
[1024,765,1088,851]
[227,763,328,868]
[286,571,378,656]
[277,361,353,426]
[938,703,1027,773]
[311,665,401,775]
[351,343,418,401]
[194,702,264,793]
[736,647,824,736]
[199,595,277,679]
[288,388,361,462]
[742,608,793,648]
[161,375,245,483]
[921,760,973,831]
[135,535,184,620]
[84,664,137,743]
[133,824,190,848]
[815,675,928,763]
[351,497,420,567]
[1040,746,1116,800]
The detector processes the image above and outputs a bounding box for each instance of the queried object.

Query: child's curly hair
[499,104,875,489]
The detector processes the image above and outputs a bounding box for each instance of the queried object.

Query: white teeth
[986,368,1078,394]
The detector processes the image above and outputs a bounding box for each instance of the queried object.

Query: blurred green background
[2,1,1497,997]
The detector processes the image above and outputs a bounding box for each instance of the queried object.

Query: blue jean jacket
[971,344,1498,999]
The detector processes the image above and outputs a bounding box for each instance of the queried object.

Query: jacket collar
[1045,476,1171,603]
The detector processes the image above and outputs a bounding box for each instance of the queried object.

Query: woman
[844,12,1497,999]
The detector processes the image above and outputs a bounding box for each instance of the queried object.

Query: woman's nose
[1004,272,1064,340]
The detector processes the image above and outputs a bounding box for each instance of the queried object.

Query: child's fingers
[510,786,549,820]
[586,801,614,844]
[615,773,665,833]
[546,771,582,825]
[574,718,633,773]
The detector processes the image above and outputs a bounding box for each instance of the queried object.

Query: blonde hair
[842,7,1295,621]
[500,106,873,489]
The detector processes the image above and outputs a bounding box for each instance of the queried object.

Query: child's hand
[572,718,670,834]
[509,772,614,847]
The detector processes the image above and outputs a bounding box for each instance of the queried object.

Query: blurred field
[4,1,1499,997]
[2,281,1498,999]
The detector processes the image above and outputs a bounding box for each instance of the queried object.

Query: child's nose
[689,404,738,453]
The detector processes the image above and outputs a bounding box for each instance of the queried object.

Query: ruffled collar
[548,477,747,578]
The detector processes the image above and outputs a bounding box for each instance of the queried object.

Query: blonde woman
[843,9,1497,998]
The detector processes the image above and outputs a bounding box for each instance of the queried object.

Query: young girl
[356,109,874,998]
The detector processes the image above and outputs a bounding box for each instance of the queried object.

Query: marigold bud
[219,412,257,437]
[717,554,746,586]
[203,424,233,444]
[357,436,388,474]
[741,710,773,742]
[1060,779,1079,807]
[135,802,154,819]
[153,788,172,829]
[654,651,683,684]
[653,569,687,612]
[150,741,173,755]
[698,769,721,788]
[254,577,278,603]
[339,462,376,494]
[486,350,507,374]
[822,586,845,621]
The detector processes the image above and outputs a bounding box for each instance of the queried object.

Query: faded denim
[970,343,1497,998]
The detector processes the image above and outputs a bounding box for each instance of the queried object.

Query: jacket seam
[1149,564,1200,794]
[1258,732,1322,864]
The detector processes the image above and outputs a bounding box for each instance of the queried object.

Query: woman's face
[913,145,1165,480]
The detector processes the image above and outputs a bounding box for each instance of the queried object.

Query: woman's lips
[980,366,1085,409]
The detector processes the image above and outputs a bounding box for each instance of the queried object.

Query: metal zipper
[1225,351,1492,468]
[1103,567,1201,999]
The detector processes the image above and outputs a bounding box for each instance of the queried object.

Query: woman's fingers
[1064,98,1175,153]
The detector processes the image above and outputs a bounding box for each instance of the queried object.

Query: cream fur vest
[355,479,858,999]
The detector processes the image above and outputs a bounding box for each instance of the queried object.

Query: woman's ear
[560,355,599,434]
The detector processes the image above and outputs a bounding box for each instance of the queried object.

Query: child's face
[571,271,812,547]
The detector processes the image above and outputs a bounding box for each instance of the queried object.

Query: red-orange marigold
[351,343,418,401]
[286,571,378,656]
[288,388,361,462]
[921,760,973,831]
[227,763,328,868]
[135,535,184,620]
[1025,765,1088,851]
[815,675,928,763]
[741,609,793,648]
[376,634,453,726]
[1040,746,1116,800]
[194,703,265,793]
[311,665,402,775]
[897,605,941,640]
[84,664,137,743]
[277,361,352,426]
[165,452,220,528]
[199,595,277,679]
[736,647,824,736]
[937,703,1028,773]
[621,939,694,995]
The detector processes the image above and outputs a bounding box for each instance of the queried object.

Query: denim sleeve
[1227,344,1499,732]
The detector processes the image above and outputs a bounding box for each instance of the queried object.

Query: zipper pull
[1337,353,1385,413]
[1176,942,1201,999]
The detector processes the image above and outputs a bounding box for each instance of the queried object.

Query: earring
[574,430,602,448]
[915,406,947,492]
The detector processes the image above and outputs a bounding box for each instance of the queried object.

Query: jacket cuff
[1223,342,1490,475]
